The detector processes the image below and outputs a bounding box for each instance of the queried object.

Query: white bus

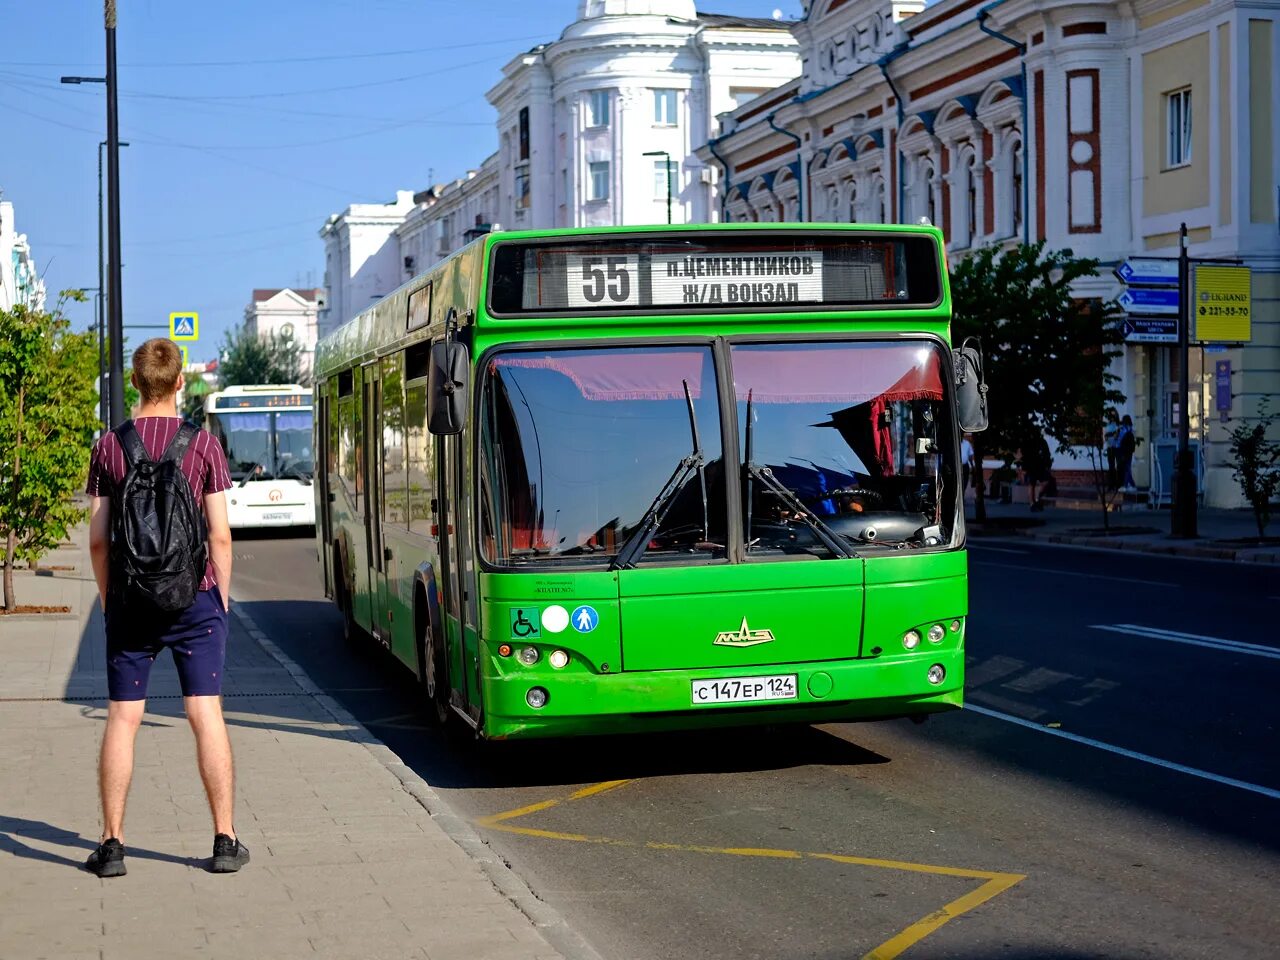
[203,384,315,529]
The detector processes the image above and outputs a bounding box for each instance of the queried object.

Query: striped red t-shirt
[86,417,233,591]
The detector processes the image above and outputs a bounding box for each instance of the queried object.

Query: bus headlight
[927,664,946,685]
[927,624,945,644]
[950,619,962,632]
[526,687,549,709]
[549,650,569,669]
[518,646,540,666]
[902,629,921,650]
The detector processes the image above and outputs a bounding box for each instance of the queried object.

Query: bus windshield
[478,339,956,568]
[480,346,728,566]
[208,410,314,483]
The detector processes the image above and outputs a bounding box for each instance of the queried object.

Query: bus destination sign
[490,233,941,316]
[565,252,825,308]
[214,393,308,409]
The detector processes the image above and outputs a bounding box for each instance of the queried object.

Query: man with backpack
[83,338,248,878]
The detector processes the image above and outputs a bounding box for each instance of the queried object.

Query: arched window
[923,162,937,226]
[872,176,886,223]
[847,180,858,222]
[965,151,979,243]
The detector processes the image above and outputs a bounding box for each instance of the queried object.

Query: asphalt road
[231,529,1280,960]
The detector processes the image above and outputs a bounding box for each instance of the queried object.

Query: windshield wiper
[743,390,855,560]
[609,380,707,571]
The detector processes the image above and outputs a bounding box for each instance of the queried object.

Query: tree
[218,325,303,388]
[1228,399,1280,539]
[950,242,1125,523]
[0,293,100,610]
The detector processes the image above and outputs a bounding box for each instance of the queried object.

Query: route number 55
[581,256,632,304]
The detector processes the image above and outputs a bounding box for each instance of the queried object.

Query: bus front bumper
[481,650,964,740]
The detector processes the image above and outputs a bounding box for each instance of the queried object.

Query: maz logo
[713,618,775,648]
[268,489,283,502]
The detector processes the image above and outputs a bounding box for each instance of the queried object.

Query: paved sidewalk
[968,497,1279,564]
[0,528,566,960]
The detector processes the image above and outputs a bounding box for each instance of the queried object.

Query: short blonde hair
[131,338,183,404]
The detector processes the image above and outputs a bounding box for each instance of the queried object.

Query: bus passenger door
[315,393,333,595]
[437,430,481,719]
[361,364,389,647]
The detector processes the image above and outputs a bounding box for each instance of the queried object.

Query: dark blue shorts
[106,587,228,701]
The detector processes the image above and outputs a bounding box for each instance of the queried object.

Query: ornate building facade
[697,0,1279,507]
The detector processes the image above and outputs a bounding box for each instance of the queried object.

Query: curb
[230,604,602,960]
[1019,530,1280,564]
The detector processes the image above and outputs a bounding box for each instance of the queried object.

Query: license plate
[691,674,798,705]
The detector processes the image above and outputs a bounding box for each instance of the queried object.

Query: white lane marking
[964,703,1280,801]
[972,560,1175,588]
[967,544,1030,555]
[1090,624,1280,661]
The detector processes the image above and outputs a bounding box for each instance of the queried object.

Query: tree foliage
[218,325,303,388]
[1228,399,1280,539]
[0,293,101,609]
[950,242,1126,521]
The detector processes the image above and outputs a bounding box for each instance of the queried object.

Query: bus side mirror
[427,340,469,436]
[953,337,989,433]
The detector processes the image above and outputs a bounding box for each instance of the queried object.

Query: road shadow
[0,816,204,870]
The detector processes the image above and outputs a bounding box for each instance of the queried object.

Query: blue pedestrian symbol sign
[570,605,599,634]
[169,312,199,341]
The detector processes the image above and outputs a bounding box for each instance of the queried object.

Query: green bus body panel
[618,561,863,671]
[313,223,967,739]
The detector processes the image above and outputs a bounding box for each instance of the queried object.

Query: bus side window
[338,396,357,507]
[382,353,407,529]
[405,379,434,537]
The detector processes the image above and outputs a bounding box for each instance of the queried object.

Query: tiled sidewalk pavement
[0,528,568,960]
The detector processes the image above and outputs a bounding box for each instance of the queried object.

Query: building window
[587,90,611,128]
[966,156,979,243]
[847,182,857,222]
[653,159,676,199]
[515,166,531,210]
[923,162,937,226]
[518,107,530,161]
[1166,88,1192,167]
[654,89,678,126]
[729,88,765,110]
[588,161,610,201]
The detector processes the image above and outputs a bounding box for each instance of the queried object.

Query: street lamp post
[643,150,673,224]
[62,0,125,426]
[97,140,127,430]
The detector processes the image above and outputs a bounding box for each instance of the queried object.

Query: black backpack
[110,421,208,614]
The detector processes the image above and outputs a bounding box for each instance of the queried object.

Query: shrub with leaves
[218,325,303,388]
[0,293,101,609]
[1228,399,1280,539]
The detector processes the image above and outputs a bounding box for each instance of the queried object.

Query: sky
[1,0,806,361]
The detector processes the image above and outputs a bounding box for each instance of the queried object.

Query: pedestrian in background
[960,433,975,497]
[83,338,249,878]
[1103,412,1120,490]
[1116,415,1137,490]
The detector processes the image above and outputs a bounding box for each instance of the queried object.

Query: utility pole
[105,0,125,426]
[1171,221,1197,538]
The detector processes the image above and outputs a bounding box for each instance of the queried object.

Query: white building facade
[697,0,1280,508]
[318,1,801,331]
[0,197,46,312]
[244,287,324,375]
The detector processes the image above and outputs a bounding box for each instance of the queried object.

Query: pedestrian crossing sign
[169,312,199,341]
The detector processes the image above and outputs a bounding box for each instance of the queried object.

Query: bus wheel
[335,554,360,650]
[415,594,450,727]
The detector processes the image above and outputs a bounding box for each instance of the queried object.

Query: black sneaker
[85,838,127,878]
[210,833,250,873]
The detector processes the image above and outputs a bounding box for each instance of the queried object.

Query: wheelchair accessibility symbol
[509,608,541,640]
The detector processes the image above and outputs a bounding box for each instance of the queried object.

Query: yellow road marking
[479,780,1025,960]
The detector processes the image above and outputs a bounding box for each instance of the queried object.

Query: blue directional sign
[1114,258,1178,287]
[1123,316,1178,344]
[1117,288,1179,316]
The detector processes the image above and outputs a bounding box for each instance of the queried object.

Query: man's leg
[185,695,235,838]
[99,698,146,842]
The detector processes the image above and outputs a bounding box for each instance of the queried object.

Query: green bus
[313,223,987,740]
